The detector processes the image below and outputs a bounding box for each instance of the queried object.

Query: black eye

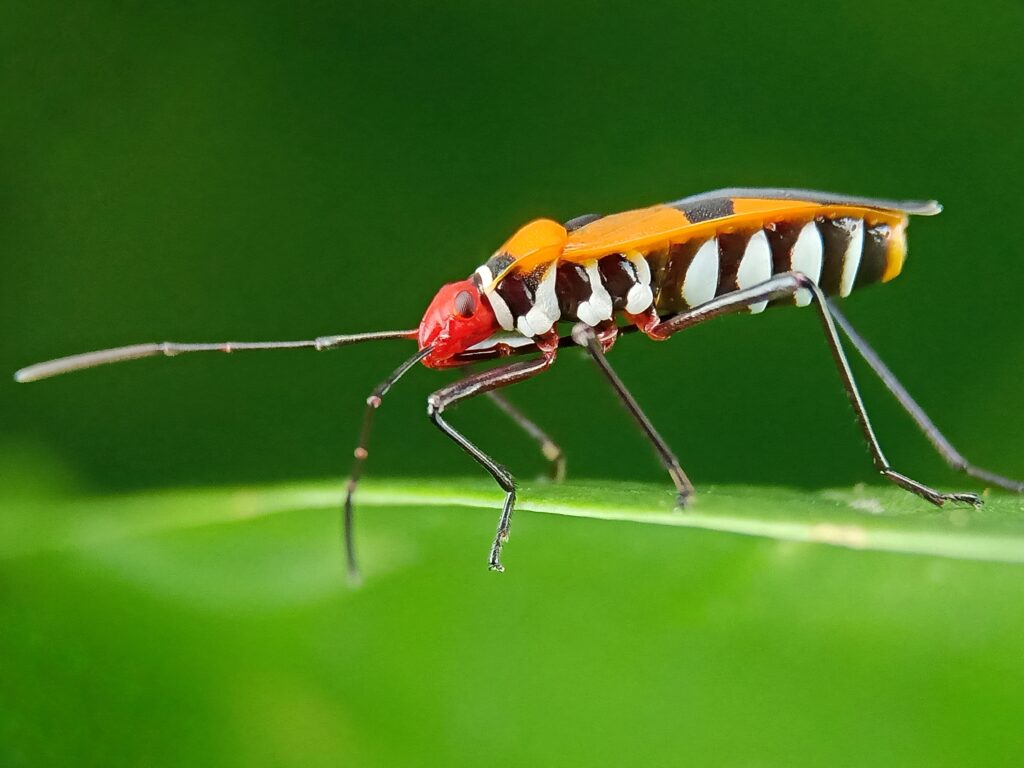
[453,290,476,318]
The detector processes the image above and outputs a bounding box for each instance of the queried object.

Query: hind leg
[630,272,982,507]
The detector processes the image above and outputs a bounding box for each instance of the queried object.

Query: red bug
[16,188,1022,579]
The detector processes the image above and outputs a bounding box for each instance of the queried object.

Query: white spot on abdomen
[839,219,864,297]
[626,251,652,285]
[625,284,653,314]
[737,230,772,313]
[576,262,614,326]
[521,263,560,336]
[682,237,719,307]
[624,251,653,314]
[790,222,823,307]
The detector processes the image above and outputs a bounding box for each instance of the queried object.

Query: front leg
[427,339,558,572]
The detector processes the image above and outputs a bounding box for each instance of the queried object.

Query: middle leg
[571,322,695,506]
[463,363,567,481]
[484,389,567,482]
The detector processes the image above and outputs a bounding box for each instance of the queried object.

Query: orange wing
[490,188,940,286]
[562,188,940,260]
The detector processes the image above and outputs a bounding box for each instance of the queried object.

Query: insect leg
[461,363,566,481]
[571,323,694,506]
[827,300,1023,493]
[427,350,557,572]
[484,389,567,481]
[649,272,981,507]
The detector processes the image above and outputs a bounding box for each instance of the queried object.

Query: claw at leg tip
[942,492,983,509]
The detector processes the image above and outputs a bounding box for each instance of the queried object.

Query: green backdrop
[3,1,1023,766]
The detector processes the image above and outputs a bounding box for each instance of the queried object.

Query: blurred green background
[3,1,1024,766]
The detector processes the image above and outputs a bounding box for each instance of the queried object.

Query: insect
[16,187,1023,579]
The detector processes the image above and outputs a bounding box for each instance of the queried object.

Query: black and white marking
[474,251,656,338]
[473,213,893,338]
[650,214,897,315]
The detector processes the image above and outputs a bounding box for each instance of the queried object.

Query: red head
[418,279,500,367]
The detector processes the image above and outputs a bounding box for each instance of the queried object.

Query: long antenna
[13,330,419,383]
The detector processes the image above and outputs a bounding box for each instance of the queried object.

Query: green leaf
[7,478,1023,565]
[5,477,1024,767]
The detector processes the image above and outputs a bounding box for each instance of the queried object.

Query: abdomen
[649,210,908,315]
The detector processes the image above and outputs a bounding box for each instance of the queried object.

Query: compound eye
[453,289,476,318]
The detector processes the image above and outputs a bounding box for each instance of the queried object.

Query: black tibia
[649,272,982,508]
[572,322,694,505]
[484,389,566,482]
[462,363,566,482]
[343,347,432,584]
[427,347,558,572]
[827,301,1023,494]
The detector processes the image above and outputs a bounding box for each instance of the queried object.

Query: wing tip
[673,188,944,217]
[915,200,943,216]
[13,366,37,383]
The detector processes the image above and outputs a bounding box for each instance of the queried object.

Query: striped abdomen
[473,210,908,334]
[649,213,907,315]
